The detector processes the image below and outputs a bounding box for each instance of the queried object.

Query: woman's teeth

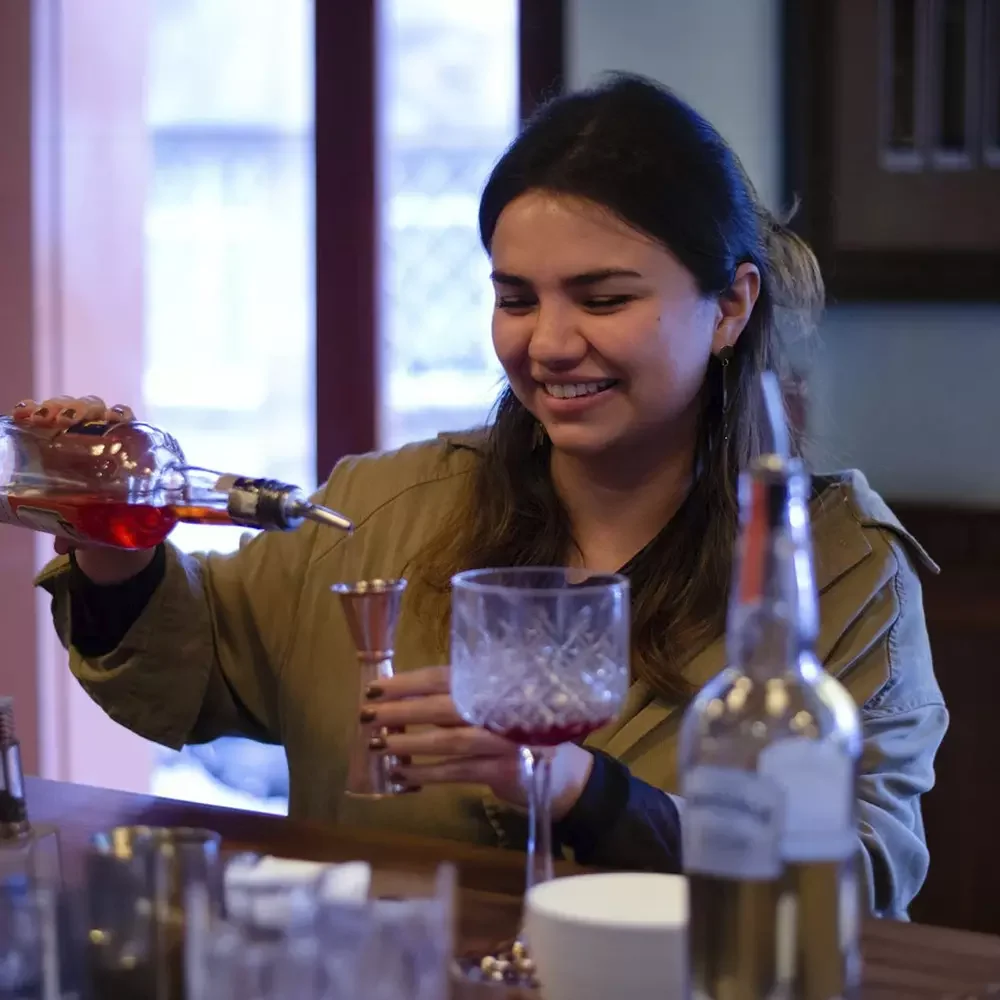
[544,379,617,399]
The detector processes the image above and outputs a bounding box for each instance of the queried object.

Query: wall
[0,0,152,790]
[0,0,44,773]
[566,0,1000,506]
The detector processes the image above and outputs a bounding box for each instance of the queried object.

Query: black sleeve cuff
[553,749,683,872]
[554,749,631,859]
[68,544,167,657]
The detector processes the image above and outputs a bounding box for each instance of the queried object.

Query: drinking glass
[86,826,223,1000]
[0,878,52,999]
[450,567,630,985]
[316,881,453,1000]
[188,863,454,1000]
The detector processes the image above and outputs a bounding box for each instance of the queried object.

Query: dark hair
[415,73,823,703]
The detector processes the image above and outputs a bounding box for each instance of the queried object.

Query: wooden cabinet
[891,501,1000,934]
[785,0,1000,300]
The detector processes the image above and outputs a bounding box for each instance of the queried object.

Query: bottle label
[757,738,856,861]
[681,766,783,879]
[0,495,85,542]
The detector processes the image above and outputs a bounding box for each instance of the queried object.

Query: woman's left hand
[365,666,595,821]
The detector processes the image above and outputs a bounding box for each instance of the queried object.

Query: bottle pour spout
[213,475,354,533]
[293,500,354,534]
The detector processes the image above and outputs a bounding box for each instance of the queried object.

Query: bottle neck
[727,456,819,680]
[163,466,306,530]
[161,467,352,534]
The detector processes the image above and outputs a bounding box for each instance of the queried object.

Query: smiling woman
[416,74,819,678]
[25,73,945,923]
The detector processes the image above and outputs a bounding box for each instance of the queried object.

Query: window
[145,0,520,810]
[377,0,519,449]
[144,0,316,553]
[145,0,314,812]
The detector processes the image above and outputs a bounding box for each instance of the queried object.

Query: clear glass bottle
[0,417,352,548]
[0,698,62,889]
[678,454,863,1000]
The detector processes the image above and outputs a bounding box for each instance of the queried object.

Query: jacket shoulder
[812,469,939,578]
[810,469,943,707]
[319,431,482,535]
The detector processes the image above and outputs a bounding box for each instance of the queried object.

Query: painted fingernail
[110,405,127,415]
[35,407,50,418]
[60,408,77,420]
[14,400,31,410]
[364,684,383,700]
[368,735,387,752]
[359,707,376,724]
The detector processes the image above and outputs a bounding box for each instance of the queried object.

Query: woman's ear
[711,262,761,354]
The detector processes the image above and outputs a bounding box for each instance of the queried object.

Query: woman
[17,74,946,918]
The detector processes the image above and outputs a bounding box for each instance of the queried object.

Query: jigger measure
[333,578,408,798]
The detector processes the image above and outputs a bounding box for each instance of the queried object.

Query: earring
[716,345,735,448]
[532,420,547,450]
[716,345,735,412]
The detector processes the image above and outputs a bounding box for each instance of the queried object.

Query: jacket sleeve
[34,478,349,751]
[825,543,948,919]
[68,545,167,656]
[852,578,948,918]
[554,749,683,871]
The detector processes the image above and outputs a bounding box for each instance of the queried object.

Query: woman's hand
[9,395,155,582]
[12,395,135,429]
[365,666,596,821]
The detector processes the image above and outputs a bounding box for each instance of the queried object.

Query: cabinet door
[785,0,1000,300]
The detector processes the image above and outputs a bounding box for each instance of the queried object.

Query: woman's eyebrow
[563,268,643,287]
[490,270,530,287]
[490,268,642,287]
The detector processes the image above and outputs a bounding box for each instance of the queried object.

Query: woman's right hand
[10,396,156,583]
[12,394,135,429]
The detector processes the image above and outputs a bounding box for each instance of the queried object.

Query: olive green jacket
[37,434,947,918]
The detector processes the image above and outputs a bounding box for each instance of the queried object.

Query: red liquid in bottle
[488,718,613,747]
[2,494,241,549]
[4,495,178,548]
[2,491,279,548]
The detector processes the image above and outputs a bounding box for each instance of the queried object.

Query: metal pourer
[283,493,354,533]
[218,476,354,533]
[0,697,30,840]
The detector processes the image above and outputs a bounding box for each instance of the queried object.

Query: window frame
[313,0,565,480]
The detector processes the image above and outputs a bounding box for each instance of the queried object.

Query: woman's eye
[496,297,536,312]
[584,295,634,311]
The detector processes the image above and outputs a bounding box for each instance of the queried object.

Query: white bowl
[525,872,688,1000]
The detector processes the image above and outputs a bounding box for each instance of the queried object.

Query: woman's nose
[527,303,588,367]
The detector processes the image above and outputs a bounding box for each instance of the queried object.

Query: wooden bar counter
[23,777,1000,999]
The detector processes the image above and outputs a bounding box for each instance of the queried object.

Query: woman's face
[490,190,750,461]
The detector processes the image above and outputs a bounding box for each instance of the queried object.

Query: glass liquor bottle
[0,697,62,888]
[678,454,863,1000]
[0,416,352,548]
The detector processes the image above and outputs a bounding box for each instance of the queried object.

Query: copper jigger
[333,578,408,798]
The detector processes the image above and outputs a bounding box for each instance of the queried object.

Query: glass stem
[521,747,554,895]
